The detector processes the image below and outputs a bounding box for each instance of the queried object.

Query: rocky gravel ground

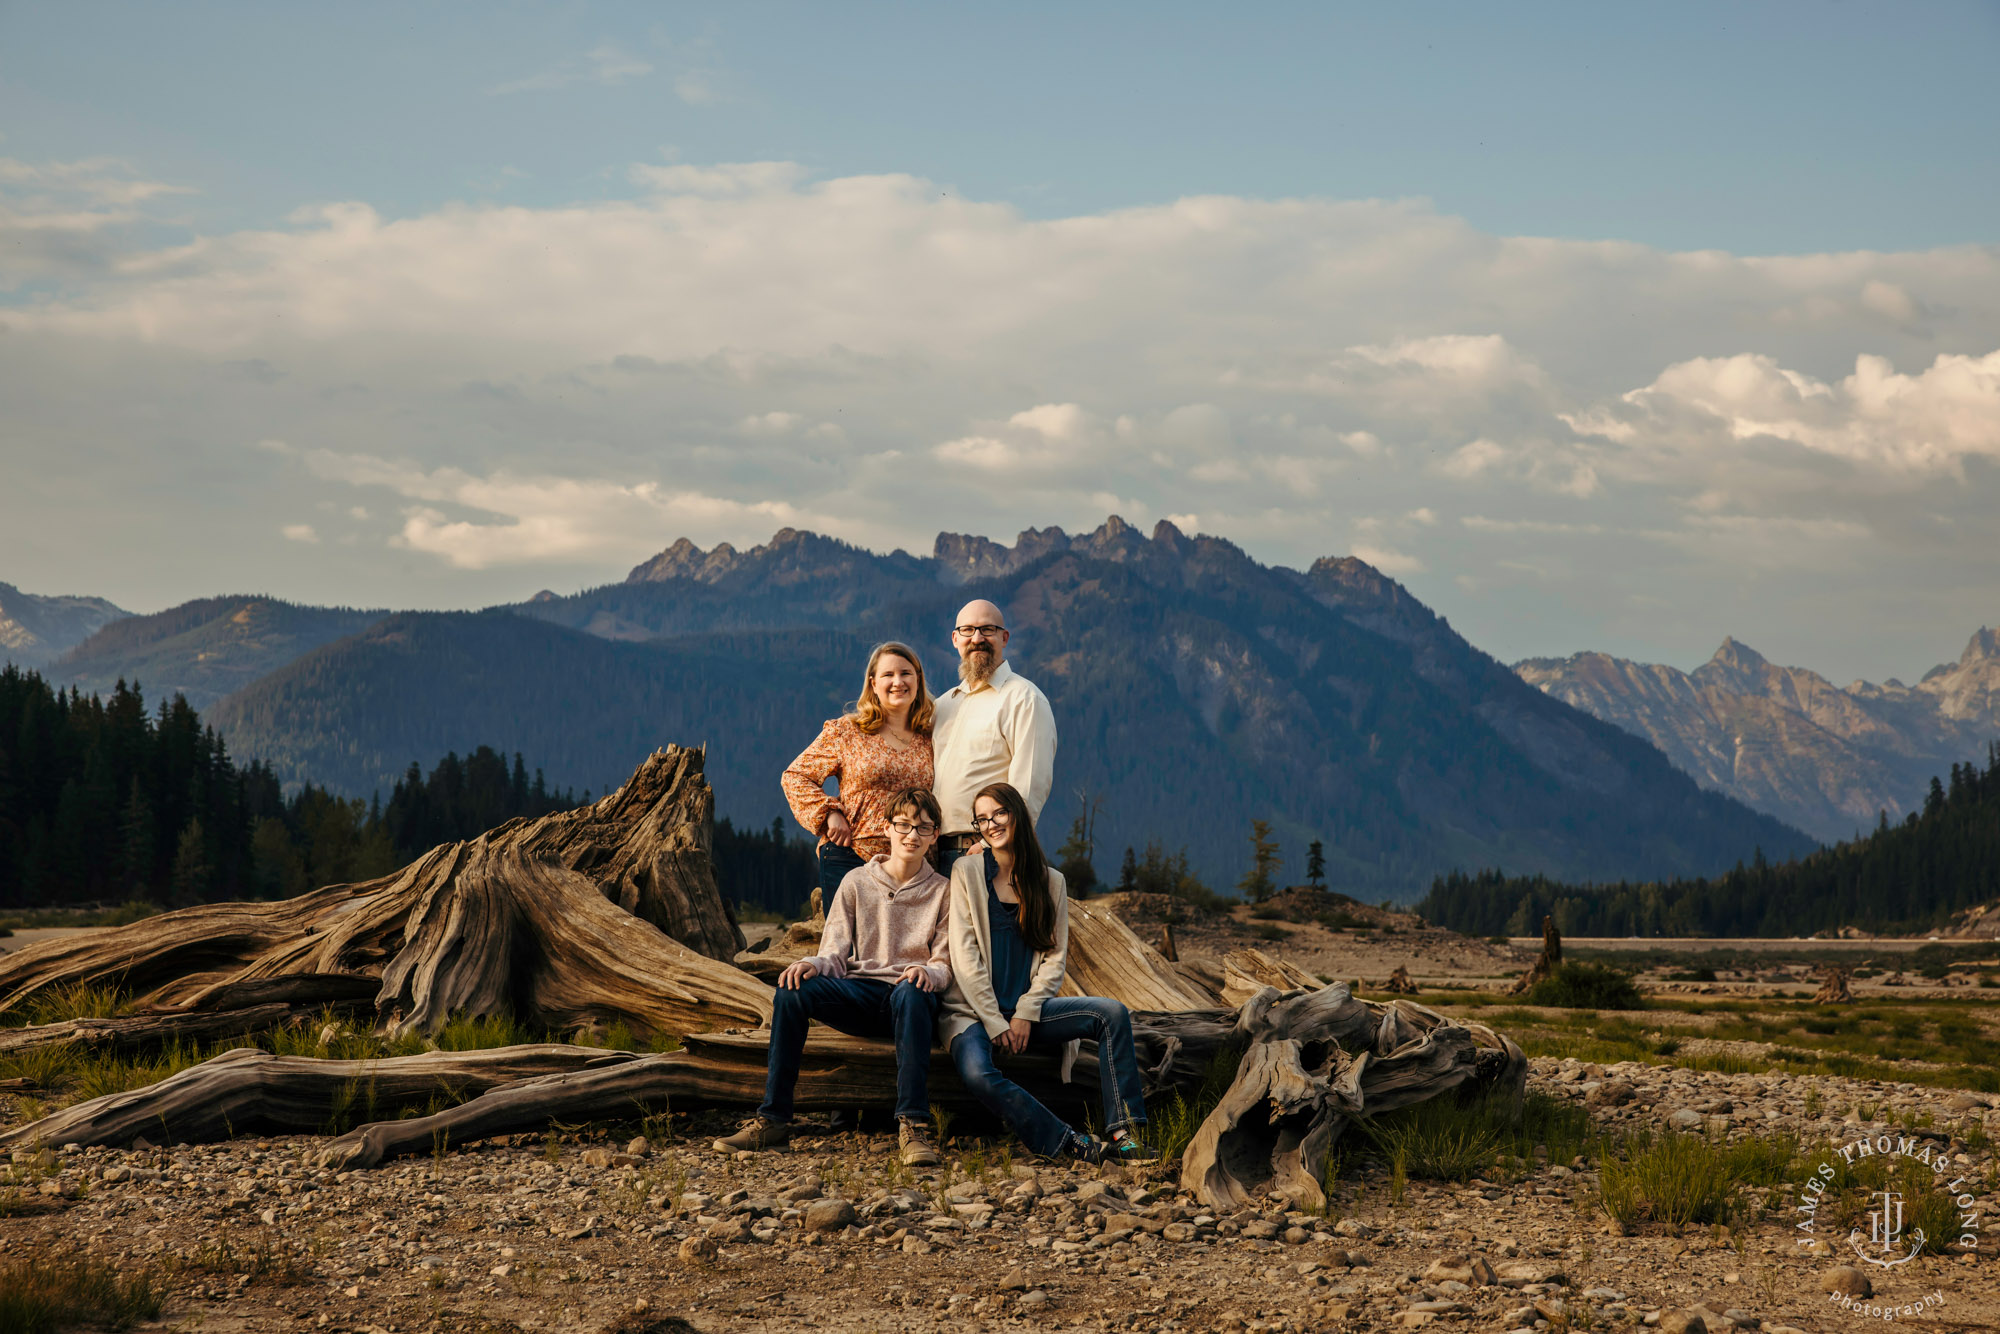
[8,1057,1997,1334]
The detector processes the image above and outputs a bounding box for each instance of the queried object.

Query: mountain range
[1516,631,2000,844]
[4,519,1809,897]
[0,581,127,670]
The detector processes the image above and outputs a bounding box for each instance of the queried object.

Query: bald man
[930,599,1058,869]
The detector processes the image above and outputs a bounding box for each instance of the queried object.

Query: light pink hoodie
[804,854,953,992]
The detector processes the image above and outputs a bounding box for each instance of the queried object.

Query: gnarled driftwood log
[1178,985,1525,1212]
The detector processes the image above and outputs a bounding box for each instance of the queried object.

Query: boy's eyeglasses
[888,819,937,838]
[970,811,1012,830]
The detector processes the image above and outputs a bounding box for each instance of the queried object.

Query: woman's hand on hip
[824,810,855,847]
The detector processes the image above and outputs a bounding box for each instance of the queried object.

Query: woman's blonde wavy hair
[847,641,935,735]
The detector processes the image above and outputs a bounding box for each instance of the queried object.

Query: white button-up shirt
[931,659,1058,834]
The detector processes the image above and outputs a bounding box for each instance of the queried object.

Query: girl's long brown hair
[847,641,935,735]
[976,781,1055,953]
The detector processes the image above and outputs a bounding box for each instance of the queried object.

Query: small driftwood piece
[0,1045,614,1150]
[0,749,769,1041]
[0,1004,295,1057]
[1179,985,1525,1212]
[1157,924,1179,963]
[1813,965,1853,1004]
[1509,915,1562,995]
[1381,965,1419,994]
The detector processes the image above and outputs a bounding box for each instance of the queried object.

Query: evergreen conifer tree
[1306,839,1326,889]
[1237,819,1280,902]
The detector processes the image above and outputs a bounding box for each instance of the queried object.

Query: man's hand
[898,965,937,993]
[778,960,820,990]
[824,810,855,847]
[997,1016,1032,1054]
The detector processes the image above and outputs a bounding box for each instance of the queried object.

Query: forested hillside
[0,667,576,909]
[55,595,385,712]
[1418,747,2000,937]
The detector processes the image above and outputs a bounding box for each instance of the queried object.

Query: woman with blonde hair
[782,641,937,902]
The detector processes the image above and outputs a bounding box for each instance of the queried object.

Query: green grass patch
[1140,1041,1244,1165]
[1598,1129,1804,1233]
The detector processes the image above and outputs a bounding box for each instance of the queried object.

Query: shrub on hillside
[1523,960,1645,1010]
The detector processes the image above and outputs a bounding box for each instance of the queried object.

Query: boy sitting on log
[717,786,952,1166]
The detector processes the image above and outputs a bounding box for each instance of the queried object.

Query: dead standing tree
[1509,914,1563,995]
[0,748,1525,1208]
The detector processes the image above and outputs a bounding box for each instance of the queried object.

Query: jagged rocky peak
[932,525,1071,582]
[625,537,711,583]
[624,528,880,585]
[1689,636,1777,692]
[933,515,1202,582]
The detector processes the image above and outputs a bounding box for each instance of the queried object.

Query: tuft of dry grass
[0,1257,161,1333]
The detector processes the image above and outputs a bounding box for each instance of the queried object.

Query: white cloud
[738,411,804,435]
[268,443,821,570]
[8,156,2000,679]
[1351,544,1426,576]
[281,523,319,544]
[491,44,654,95]
[1570,349,2000,477]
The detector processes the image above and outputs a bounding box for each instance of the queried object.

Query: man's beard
[958,645,997,686]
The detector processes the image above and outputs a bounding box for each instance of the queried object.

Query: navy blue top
[982,849,1033,1019]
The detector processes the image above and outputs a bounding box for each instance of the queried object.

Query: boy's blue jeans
[759,975,940,1124]
[947,995,1149,1157]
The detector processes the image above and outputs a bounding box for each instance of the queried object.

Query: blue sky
[7,1,1998,253]
[2,1,1998,685]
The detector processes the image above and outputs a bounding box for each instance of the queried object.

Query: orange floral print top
[781,718,936,857]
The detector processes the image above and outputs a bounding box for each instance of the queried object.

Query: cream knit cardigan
[939,855,1080,1082]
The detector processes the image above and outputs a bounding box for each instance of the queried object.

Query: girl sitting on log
[782,641,936,903]
[940,782,1159,1164]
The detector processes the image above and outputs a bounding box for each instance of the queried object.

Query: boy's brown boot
[714,1116,792,1153]
[897,1116,941,1167]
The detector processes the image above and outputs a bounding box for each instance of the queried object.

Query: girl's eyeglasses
[970,811,1012,830]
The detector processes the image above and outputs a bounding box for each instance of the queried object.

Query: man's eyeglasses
[955,624,1005,639]
[888,819,937,838]
[970,811,1012,830]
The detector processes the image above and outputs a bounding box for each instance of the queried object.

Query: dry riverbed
[8,1057,1997,1334]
